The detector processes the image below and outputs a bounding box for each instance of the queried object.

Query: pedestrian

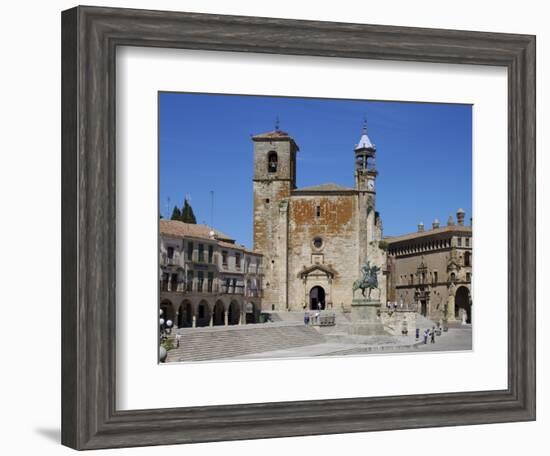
[304,311,310,326]
[175,333,181,348]
[430,326,436,344]
[423,329,429,344]
[415,328,420,340]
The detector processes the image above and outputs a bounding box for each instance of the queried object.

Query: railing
[160,254,181,266]
[382,302,418,312]
[220,285,245,295]
[160,280,184,293]
[245,289,262,298]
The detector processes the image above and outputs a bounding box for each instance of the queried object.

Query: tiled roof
[355,132,375,150]
[355,122,376,151]
[159,220,234,242]
[252,130,291,139]
[294,182,355,192]
[160,220,262,256]
[251,130,300,150]
[217,240,262,256]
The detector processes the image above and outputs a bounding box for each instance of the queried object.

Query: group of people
[386,301,402,311]
[416,324,441,344]
[303,311,320,325]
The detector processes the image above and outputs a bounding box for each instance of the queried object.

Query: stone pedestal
[350,298,386,336]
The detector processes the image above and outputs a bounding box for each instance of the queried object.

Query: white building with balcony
[159,220,263,328]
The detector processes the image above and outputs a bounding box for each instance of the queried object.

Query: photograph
[157,92,473,363]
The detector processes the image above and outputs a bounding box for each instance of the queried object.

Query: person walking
[430,326,436,344]
[304,311,310,326]
[423,329,429,344]
[175,333,181,348]
[415,328,420,340]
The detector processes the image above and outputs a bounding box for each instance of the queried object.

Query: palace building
[252,124,387,312]
[385,210,473,323]
[159,220,263,328]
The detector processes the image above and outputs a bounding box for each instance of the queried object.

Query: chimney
[418,222,425,232]
[457,208,465,226]
[447,214,455,226]
[432,218,440,230]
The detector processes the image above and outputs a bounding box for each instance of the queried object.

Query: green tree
[170,205,181,221]
[181,199,197,224]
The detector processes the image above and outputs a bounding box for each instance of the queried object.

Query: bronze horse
[352,261,380,300]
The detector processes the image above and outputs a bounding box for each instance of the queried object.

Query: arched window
[268,151,278,173]
[464,251,472,267]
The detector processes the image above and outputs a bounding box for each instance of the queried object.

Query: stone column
[328,277,333,309]
[447,294,455,321]
[303,277,308,310]
[278,200,289,311]
[224,311,228,326]
[192,314,196,328]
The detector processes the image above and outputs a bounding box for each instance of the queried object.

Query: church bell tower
[252,127,299,311]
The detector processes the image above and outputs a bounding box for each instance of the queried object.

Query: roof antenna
[275,116,280,132]
[210,190,214,228]
[362,117,368,134]
[165,196,171,219]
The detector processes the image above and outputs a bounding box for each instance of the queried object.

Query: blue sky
[159,92,472,248]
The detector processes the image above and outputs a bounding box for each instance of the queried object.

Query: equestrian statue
[352,261,380,300]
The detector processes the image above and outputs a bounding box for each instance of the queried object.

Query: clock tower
[354,121,377,192]
[354,121,380,272]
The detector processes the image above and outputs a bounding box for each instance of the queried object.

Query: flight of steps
[415,314,437,331]
[166,322,326,363]
[266,310,353,324]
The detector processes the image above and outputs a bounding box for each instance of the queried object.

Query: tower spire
[355,118,375,151]
[275,116,280,132]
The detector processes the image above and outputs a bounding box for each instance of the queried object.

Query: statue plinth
[350,298,386,336]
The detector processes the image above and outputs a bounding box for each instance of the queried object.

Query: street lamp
[159,308,173,363]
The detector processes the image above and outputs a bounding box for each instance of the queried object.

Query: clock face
[367,179,375,190]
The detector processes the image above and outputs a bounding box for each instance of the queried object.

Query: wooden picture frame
[61,5,536,450]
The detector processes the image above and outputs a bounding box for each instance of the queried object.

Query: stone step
[166,324,325,363]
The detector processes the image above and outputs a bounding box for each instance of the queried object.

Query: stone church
[252,124,387,312]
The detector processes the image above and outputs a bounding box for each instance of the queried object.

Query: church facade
[252,126,387,312]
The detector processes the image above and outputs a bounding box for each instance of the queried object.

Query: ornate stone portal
[350,262,386,336]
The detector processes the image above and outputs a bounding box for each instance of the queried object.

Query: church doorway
[455,286,471,323]
[309,286,326,310]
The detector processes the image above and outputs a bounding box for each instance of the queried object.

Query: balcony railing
[220,285,245,295]
[245,289,262,298]
[160,280,184,292]
[160,253,181,266]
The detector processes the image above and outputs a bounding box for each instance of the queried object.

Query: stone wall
[287,194,358,310]
[379,309,417,336]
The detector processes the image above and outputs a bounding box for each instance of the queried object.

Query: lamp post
[159,308,173,363]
